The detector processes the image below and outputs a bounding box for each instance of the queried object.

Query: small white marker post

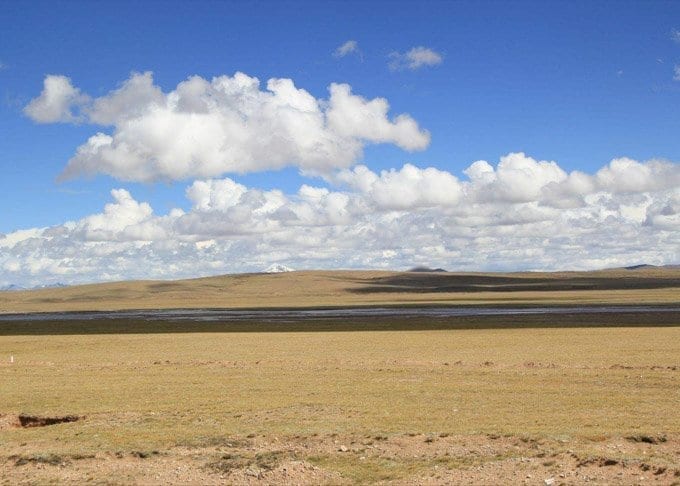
[10,355,13,364]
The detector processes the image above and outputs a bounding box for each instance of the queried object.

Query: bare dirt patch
[0,414,20,430]
[1,433,679,484]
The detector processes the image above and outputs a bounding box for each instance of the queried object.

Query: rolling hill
[1,267,679,314]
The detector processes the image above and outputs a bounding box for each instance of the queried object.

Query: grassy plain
[1,269,679,483]
[2,316,680,483]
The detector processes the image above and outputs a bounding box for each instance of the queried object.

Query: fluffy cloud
[13,73,680,286]
[595,157,680,193]
[86,71,164,125]
[460,153,679,208]
[70,188,166,241]
[336,163,462,210]
[2,154,677,287]
[24,72,429,181]
[326,84,429,151]
[464,153,568,203]
[389,47,443,71]
[674,65,680,82]
[23,75,89,123]
[334,40,360,58]
[186,178,249,212]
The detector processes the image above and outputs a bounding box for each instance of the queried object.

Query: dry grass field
[1,269,679,484]
[1,317,679,484]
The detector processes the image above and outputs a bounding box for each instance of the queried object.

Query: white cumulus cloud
[326,83,430,151]
[71,188,160,241]
[24,75,89,123]
[86,71,164,125]
[464,153,568,203]
[595,157,680,193]
[1,154,678,287]
[12,72,680,287]
[337,163,462,210]
[24,72,429,182]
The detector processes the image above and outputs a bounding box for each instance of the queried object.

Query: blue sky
[1,1,679,284]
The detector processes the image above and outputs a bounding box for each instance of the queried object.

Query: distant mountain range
[2,263,678,291]
[0,282,68,292]
[0,284,26,292]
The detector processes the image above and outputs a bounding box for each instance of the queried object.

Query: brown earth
[2,432,679,485]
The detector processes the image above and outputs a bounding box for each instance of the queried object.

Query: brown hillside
[1,268,679,313]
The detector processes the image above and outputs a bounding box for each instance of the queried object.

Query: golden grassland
[1,267,680,313]
[1,269,679,483]
[2,319,680,483]
[4,325,680,442]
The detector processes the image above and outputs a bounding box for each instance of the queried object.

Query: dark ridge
[346,273,680,294]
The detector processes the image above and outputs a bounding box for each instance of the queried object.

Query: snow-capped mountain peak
[263,263,295,273]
